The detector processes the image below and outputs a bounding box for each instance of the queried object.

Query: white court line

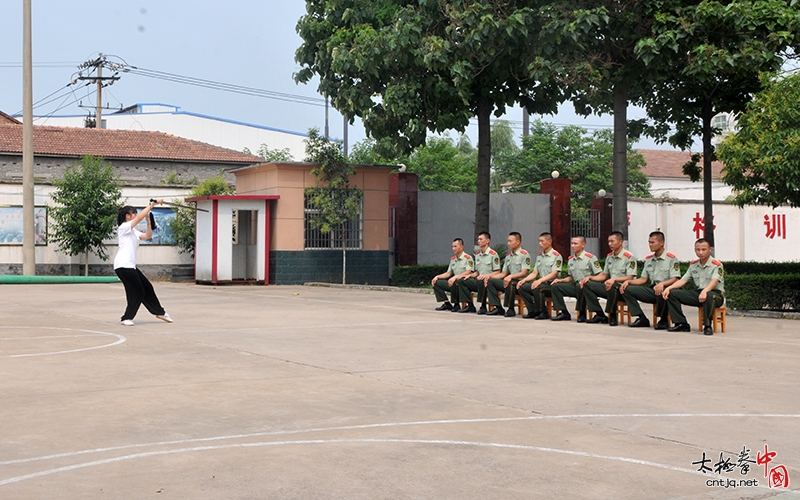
[0,438,769,489]
[3,413,798,467]
[0,327,126,358]
[0,334,108,341]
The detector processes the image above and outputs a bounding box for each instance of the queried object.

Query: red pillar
[540,178,571,257]
[591,196,613,256]
[389,172,418,265]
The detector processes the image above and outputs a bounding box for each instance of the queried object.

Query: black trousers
[115,267,166,320]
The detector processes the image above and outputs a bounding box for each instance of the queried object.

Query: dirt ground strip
[1,282,799,499]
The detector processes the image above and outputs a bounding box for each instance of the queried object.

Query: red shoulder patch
[712,259,722,266]
[464,254,472,259]
[607,251,614,256]
[520,249,529,255]
[506,251,512,256]
[690,259,699,264]
[537,252,543,257]
[553,250,561,256]
[489,249,497,255]
[623,251,632,258]
[645,254,654,259]
[666,252,676,258]
[568,255,575,260]
[450,255,456,260]
[585,252,594,258]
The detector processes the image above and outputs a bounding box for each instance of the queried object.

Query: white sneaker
[121,319,135,326]
[156,313,173,323]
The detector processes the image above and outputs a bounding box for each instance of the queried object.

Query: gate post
[540,177,571,257]
[591,195,613,256]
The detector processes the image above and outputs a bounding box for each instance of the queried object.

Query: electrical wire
[124,66,327,106]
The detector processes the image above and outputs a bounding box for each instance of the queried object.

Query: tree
[48,155,122,276]
[635,0,800,246]
[538,0,672,240]
[718,72,800,208]
[304,128,364,284]
[493,120,650,207]
[296,0,561,240]
[169,175,235,257]
[244,143,295,163]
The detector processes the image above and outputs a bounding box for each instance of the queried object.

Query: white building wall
[627,198,798,262]
[648,177,733,201]
[0,184,193,268]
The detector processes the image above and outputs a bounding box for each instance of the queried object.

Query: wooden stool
[487,292,524,315]
[699,306,726,333]
[615,299,632,325]
[543,296,553,318]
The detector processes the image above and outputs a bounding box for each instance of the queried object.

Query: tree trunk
[341,229,347,285]
[702,100,715,250]
[84,249,89,276]
[474,96,492,242]
[612,82,629,242]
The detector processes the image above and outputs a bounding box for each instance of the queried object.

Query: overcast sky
[0,0,683,151]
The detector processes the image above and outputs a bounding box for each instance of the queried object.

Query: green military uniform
[518,249,563,316]
[457,247,501,307]
[433,252,474,303]
[550,251,602,314]
[584,249,638,314]
[487,248,531,308]
[667,258,725,327]
[622,251,681,320]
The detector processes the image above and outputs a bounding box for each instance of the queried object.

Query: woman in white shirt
[114,199,172,326]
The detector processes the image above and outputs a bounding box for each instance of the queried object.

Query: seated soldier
[486,232,530,317]
[457,231,502,314]
[583,231,637,326]
[430,238,474,312]
[619,231,680,329]
[662,238,724,336]
[517,232,563,319]
[550,235,602,322]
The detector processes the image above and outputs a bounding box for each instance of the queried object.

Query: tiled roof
[0,111,21,125]
[0,124,261,164]
[638,149,724,179]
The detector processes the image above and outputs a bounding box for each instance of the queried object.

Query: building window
[304,194,363,250]
[713,114,728,131]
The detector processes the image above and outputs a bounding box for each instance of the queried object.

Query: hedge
[725,274,800,312]
[391,265,447,288]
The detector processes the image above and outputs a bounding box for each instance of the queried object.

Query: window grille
[304,195,363,250]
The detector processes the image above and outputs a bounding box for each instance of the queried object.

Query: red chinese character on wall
[764,214,787,239]
[692,212,716,239]
[769,465,790,488]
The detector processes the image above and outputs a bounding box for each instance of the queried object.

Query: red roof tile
[0,111,21,125]
[0,124,260,164]
[638,149,724,180]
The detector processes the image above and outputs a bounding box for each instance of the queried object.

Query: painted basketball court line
[2,413,798,489]
[0,326,126,358]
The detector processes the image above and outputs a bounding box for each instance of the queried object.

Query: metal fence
[570,208,601,239]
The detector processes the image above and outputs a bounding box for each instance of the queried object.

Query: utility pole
[22,0,35,275]
[522,108,530,138]
[77,54,120,128]
[342,114,348,158]
[324,96,329,139]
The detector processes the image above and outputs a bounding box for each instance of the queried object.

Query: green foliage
[245,143,295,163]
[406,136,477,192]
[304,127,364,235]
[295,0,562,236]
[726,274,800,312]
[160,170,199,186]
[48,155,122,270]
[719,72,800,208]
[168,175,235,256]
[493,121,650,207]
[391,265,447,287]
[721,261,800,276]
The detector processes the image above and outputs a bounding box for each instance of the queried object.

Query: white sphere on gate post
[551,170,560,179]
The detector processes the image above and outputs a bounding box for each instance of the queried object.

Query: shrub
[391,265,447,287]
[725,274,800,312]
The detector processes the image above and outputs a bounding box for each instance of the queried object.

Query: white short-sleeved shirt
[114,221,141,269]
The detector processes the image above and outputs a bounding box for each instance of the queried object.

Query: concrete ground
[1,282,799,500]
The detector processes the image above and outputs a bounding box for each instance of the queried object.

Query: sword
[150,199,209,212]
